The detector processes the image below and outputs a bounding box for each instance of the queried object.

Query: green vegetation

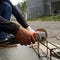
[28,14,60,21]
[21,0,26,14]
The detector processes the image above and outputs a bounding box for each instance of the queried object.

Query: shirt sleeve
[6,0,28,28]
[0,16,19,35]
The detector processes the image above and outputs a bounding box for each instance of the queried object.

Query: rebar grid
[31,37,60,60]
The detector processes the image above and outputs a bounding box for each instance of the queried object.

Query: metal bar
[47,41,60,49]
[40,42,51,50]
[31,39,60,60]
[50,49,52,60]
[37,41,40,57]
[52,50,60,57]
[46,41,49,55]
[39,47,50,60]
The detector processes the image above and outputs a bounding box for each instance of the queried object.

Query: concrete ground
[27,21,60,45]
[27,21,60,60]
[0,21,60,60]
[9,21,60,60]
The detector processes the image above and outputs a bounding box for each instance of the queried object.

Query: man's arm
[0,16,19,35]
[0,16,36,45]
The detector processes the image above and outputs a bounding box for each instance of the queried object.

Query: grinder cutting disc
[36,28,48,42]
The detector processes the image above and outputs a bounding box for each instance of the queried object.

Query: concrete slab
[0,46,39,60]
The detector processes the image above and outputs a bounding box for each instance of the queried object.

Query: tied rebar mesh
[30,34,60,60]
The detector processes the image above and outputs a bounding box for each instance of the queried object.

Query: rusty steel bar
[52,50,60,58]
[31,39,60,60]
[47,41,60,49]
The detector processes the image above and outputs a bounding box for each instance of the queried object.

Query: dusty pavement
[27,21,60,45]
[27,21,60,60]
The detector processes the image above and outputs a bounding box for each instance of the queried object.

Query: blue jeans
[0,2,12,39]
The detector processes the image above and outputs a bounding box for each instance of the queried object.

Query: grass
[27,14,60,21]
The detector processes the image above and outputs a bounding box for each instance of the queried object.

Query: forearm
[0,16,19,35]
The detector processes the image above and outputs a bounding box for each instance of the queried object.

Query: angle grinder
[34,28,48,43]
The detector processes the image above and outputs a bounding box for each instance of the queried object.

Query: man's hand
[15,26,36,45]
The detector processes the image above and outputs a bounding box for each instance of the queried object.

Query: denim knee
[3,2,12,13]
[0,2,12,39]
